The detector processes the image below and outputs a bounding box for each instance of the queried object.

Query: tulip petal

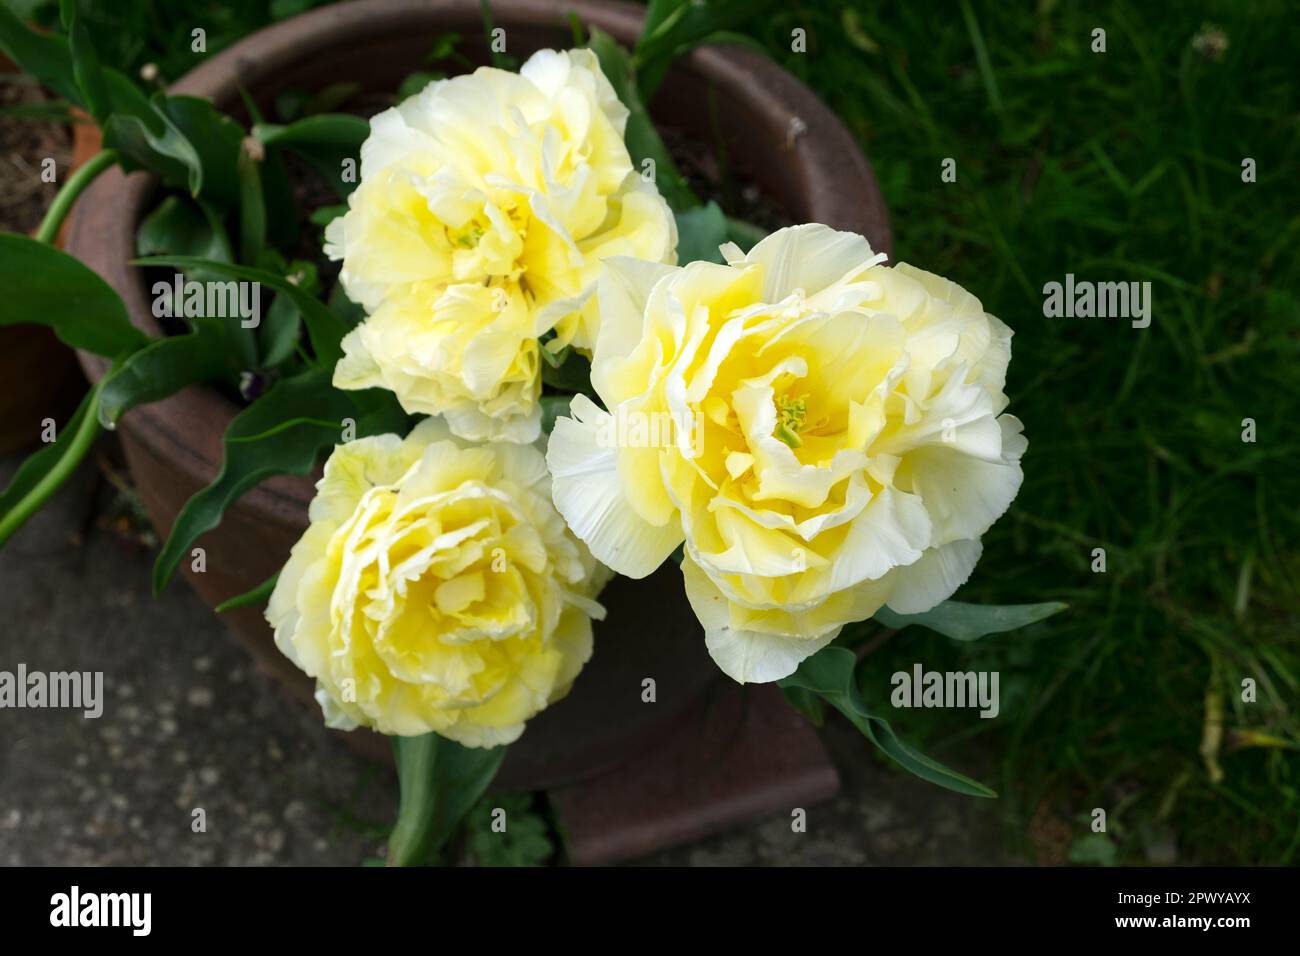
[885,539,983,614]
[546,394,683,577]
[682,555,838,683]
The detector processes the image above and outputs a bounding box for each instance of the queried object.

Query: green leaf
[0,233,147,357]
[303,81,362,116]
[254,114,369,149]
[136,195,234,282]
[540,349,592,393]
[674,200,728,264]
[258,294,301,368]
[257,261,317,369]
[162,95,246,206]
[0,3,83,104]
[0,98,77,122]
[149,369,336,593]
[102,100,205,198]
[133,255,350,366]
[1069,832,1118,867]
[150,369,404,594]
[0,377,104,548]
[464,793,552,866]
[540,394,573,436]
[874,600,1068,642]
[60,0,110,122]
[780,684,826,726]
[396,70,441,100]
[98,319,235,427]
[388,733,506,866]
[634,0,775,101]
[779,646,996,798]
[254,114,368,199]
[588,28,697,212]
[309,203,347,228]
[214,572,279,613]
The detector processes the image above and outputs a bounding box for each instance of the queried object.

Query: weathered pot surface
[65,0,891,791]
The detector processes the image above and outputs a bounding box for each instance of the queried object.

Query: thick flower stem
[34,148,119,246]
[387,734,440,867]
[386,733,505,866]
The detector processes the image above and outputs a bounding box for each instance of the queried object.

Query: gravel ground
[0,443,1018,866]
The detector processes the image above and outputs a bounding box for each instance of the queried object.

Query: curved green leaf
[150,370,406,594]
[0,4,82,104]
[779,646,996,798]
[253,115,369,199]
[136,195,235,282]
[61,0,110,123]
[98,320,235,427]
[874,600,1068,642]
[215,572,279,613]
[0,233,147,357]
[103,105,204,197]
[151,368,341,594]
[253,114,369,149]
[634,0,775,100]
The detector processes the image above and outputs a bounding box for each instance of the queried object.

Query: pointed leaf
[61,0,111,122]
[0,233,147,357]
[874,600,1068,642]
[215,572,279,613]
[98,319,236,427]
[780,646,996,798]
[151,369,404,593]
[0,4,83,104]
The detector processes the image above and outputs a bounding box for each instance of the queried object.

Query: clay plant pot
[65,0,891,791]
[0,52,85,455]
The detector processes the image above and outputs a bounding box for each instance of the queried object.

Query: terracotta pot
[65,0,891,790]
[0,52,86,454]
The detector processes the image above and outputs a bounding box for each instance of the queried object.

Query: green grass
[738,0,1300,864]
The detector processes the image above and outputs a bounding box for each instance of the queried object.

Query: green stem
[34,148,119,245]
[387,734,439,867]
[0,377,104,548]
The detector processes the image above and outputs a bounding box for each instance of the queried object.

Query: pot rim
[67,0,892,530]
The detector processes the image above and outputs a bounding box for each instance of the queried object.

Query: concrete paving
[0,443,1015,866]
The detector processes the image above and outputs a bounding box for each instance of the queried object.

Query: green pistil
[775,394,807,449]
[455,224,486,249]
